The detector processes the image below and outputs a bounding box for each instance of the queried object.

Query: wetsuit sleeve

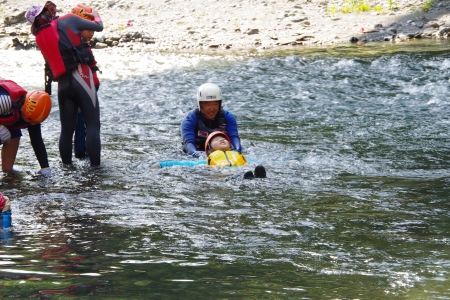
[180,110,199,155]
[27,124,50,169]
[77,14,103,31]
[159,160,207,168]
[224,110,242,153]
[90,55,100,89]
[85,46,100,89]
[59,14,103,33]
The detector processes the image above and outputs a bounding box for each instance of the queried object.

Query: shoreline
[1,0,450,53]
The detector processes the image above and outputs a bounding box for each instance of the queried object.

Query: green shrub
[340,0,371,13]
[387,0,398,9]
[328,5,336,16]
[422,0,436,12]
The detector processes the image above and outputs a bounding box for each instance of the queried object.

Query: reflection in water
[0,40,449,298]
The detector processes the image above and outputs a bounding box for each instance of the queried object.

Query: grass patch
[328,5,336,17]
[387,0,398,9]
[421,0,436,12]
[341,0,371,13]
[334,0,400,14]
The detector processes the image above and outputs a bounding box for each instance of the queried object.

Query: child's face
[80,30,94,41]
[210,135,230,151]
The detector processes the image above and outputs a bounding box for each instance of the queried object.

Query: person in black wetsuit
[26,2,104,168]
[71,4,102,160]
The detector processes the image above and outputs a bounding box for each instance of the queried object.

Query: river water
[0,40,449,299]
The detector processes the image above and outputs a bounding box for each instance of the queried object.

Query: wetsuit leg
[74,109,87,158]
[57,75,78,165]
[69,66,101,166]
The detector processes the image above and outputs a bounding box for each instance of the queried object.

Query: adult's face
[200,101,220,120]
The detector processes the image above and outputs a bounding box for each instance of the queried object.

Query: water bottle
[1,210,11,229]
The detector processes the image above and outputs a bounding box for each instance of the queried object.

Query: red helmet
[22,90,52,124]
[71,4,93,20]
[204,131,230,152]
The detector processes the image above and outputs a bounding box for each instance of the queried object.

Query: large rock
[4,12,25,25]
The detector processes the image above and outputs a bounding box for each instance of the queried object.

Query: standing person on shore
[181,83,242,158]
[26,2,104,168]
[0,80,52,176]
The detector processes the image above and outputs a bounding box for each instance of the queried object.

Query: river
[0,40,449,299]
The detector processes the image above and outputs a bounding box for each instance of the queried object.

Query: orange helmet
[205,131,230,151]
[71,4,93,20]
[22,90,52,124]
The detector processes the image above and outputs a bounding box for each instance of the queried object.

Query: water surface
[0,40,449,299]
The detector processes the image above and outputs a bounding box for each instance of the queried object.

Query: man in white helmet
[181,83,242,157]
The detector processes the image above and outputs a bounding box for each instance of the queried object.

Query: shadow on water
[0,40,449,298]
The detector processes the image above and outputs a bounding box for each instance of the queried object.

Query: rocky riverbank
[2,0,450,53]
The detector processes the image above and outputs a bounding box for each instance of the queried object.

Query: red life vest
[0,80,27,129]
[35,18,86,79]
[36,19,68,79]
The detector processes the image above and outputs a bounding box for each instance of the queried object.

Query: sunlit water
[0,40,449,299]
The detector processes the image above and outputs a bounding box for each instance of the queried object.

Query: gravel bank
[1,0,450,52]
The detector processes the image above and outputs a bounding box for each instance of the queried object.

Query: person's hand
[0,125,11,144]
[38,167,52,177]
[150,162,161,169]
[191,151,205,158]
[87,9,99,18]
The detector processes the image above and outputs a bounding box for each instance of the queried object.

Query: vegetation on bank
[328,0,441,15]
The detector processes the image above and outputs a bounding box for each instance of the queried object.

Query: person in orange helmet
[26,1,104,168]
[71,4,102,159]
[0,80,52,176]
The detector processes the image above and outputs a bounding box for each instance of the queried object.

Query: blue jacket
[181,108,242,155]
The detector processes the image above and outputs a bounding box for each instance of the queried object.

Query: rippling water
[0,40,449,299]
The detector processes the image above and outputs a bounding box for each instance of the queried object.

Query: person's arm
[224,111,242,153]
[181,110,203,157]
[0,125,11,144]
[59,13,103,33]
[86,9,102,25]
[27,124,50,171]
[90,55,100,90]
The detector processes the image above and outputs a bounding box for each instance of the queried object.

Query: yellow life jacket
[207,150,247,167]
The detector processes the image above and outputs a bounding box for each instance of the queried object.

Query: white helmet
[197,83,222,110]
